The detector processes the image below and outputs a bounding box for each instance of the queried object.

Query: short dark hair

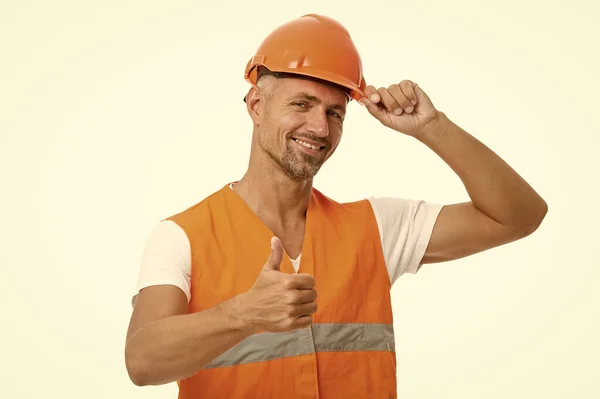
[243,66,351,103]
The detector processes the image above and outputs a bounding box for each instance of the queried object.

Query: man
[124,14,547,398]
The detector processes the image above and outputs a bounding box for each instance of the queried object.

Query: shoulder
[146,218,190,246]
[312,188,440,219]
[366,196,444,246]
[134,219,193,305]
[367,196,444,223]
[166,184,231,231]
[367,196,444,280]
[141,220,191,272]
[312,187,374,215]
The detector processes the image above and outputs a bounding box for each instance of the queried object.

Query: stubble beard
[262,137,324,183]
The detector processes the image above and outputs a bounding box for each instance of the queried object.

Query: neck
[233,153,313,228]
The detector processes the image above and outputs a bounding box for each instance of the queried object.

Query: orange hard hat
[244,14,366,102]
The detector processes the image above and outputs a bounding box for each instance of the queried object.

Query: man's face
[258,77,348,182]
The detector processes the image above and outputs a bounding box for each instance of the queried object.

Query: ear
[245,85,264,125]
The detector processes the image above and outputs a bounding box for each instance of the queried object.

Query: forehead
[275,77,349,107]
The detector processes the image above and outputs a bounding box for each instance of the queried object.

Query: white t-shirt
[134,195,443,303]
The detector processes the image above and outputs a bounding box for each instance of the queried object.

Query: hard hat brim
[243,66,364,103]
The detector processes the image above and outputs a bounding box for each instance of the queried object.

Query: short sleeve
[368,197,444,285]
[132,220,192,306]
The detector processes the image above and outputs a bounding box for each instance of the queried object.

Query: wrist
[229,292,259,336]
[415,111,450,142]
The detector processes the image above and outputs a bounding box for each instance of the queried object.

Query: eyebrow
[292,92,346,112]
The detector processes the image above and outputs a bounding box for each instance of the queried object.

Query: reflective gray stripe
[204,323,395,369]
[204,325,315,368]
[313,323,395,353]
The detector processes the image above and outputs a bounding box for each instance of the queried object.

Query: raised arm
[360,80,547,265]
[417,112,547,263]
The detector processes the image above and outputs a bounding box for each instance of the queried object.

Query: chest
[183,189,393,323]
[271,226,305,260]
[190,227,392,325]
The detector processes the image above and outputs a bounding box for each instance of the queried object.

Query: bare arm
[418,112,548,264]
[360,81,548,265]
[125,285,252,386]
[124,237,317,386]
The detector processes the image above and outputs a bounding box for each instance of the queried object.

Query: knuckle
[285,304,296,316]
[285,292,298,304]
[399,97,411,107]
[281,278,294,290]
[292,291,302,303]
[364,85,376,96]
[298,274,314,288]
[285,317,297,329]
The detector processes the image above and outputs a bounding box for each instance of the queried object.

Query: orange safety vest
[167,184,397,398]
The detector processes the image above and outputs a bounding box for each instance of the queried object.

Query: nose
[305,108,329,137]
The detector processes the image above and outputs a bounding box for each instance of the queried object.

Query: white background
[1,0,599,398]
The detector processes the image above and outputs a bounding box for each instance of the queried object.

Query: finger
[284,288,316,304]
[287,273,315,290]
[399,80,418,109]
[360,95,387,119]
[362,85,380,104]
[295,288,317,304]
[388,84,413,113]
[294,315,313,329]
[262,236,283,271]
[291,302,318,317]
[377,87,403,116]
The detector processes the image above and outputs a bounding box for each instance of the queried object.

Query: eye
[327,110,342,119]
[292,102,308,108]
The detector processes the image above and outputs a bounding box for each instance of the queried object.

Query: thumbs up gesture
[241,237,317,333]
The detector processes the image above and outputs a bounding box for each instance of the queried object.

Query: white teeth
[295,139,321,150]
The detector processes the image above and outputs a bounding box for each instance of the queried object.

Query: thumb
[263,236,283,271]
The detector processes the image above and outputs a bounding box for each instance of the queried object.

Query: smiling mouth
[291,138,326,151]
